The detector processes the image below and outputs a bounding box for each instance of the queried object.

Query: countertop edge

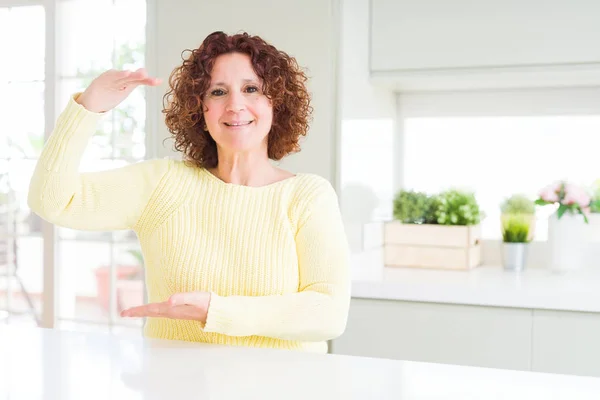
[350,265,600,313]
[350,286,600,313]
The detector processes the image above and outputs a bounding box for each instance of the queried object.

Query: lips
[224,120,253,127]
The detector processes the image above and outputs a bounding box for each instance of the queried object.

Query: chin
[220,142,265,154]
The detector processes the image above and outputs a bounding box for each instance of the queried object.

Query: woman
[28,31,350,354]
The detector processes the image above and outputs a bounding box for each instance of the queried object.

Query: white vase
[547,212,587,272]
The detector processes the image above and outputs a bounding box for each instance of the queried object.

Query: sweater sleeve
[203,180,351,342]
[27,94,171,231]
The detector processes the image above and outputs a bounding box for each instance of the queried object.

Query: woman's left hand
[120,292,211,323]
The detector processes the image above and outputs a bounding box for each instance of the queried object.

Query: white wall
[397,87,600,117]
[340,0,395,119]
[339,0,396,255]
[147,0,342,186]
[368,0,600,91]
[370,0,600,72]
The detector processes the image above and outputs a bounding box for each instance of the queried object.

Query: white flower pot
[585,213,600,243]
[547,212,587,272]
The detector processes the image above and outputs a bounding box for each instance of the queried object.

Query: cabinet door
[532,310,600,378]
[331,298,532,371]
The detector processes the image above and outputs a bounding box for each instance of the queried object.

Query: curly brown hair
[162,31,313,168]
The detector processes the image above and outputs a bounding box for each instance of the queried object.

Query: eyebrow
[212,79,260,87]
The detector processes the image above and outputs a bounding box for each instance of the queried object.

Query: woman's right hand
[76,68,161,113]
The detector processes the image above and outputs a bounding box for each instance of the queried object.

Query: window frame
[1,0,156,330]
[394,86,600,268]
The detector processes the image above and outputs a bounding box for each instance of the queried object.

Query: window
[402,115,600,241]
[54,0,148,331]
[339,118,394,252]
[340,119,395,220]
[0,0,149,334]
[0,4,46,327]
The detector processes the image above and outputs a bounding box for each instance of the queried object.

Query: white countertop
[2,326,600,399]
[351,264,600,313]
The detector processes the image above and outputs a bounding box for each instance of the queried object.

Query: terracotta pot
[94,265,143,313]
[116,279,145,311]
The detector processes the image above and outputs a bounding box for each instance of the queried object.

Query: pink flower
[563,183,591,208]
[539,181,561,202]
[582,206,591,215]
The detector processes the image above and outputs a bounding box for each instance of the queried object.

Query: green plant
[590,179,600,213]
[125,249,144,280]
[392,190,435,224]
[423,194,440,224]
[502,214,531,243]
[500,194,535,215]
[433,189,482,226]
[127,249,144,265]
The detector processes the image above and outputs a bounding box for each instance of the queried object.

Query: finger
[120,305,147,318]
[114,78,161,94]
[117,76,162,91]
[120,68,161,85]
[113,70,133,82]
[121,302,168,318]
[134,76,162,86]
[168,305,204,321]
[115,68,146,84]
[169,292,208,307]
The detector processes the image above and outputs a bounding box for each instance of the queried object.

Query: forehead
[210,52,260,82]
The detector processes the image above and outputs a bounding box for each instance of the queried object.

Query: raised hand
[120,291,212,324]
[76,68,161,113]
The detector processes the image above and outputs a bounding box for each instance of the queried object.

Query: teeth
[225,121,252,126]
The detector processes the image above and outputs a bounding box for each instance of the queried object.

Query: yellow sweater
[28,95,351,354]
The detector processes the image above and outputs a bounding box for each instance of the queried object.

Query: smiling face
[202,52,273,157]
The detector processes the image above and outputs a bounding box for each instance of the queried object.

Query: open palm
[77,68,161,113]
[120,291,211,324]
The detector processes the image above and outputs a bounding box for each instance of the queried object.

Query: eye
[210,89,225,96]
[245,85,259,93]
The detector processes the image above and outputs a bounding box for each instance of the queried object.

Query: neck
[212,151,275,187]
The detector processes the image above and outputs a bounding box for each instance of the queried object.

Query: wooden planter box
[384,221,482,270]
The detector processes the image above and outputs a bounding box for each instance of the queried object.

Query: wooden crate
[384,221,482,270]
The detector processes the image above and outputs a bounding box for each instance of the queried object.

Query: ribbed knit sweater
[27,95,351,353]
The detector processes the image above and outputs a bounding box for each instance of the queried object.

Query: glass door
[1,0,149,336]
[54,0,148,335]
[0,4,46,327]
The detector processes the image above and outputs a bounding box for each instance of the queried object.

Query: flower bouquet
[535,181,592,223]
[535,181,597,272]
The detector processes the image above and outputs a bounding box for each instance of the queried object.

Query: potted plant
[94,248,145,313]
[501,213,531,271]
[116,249,145,311]
[392,189,437,224]
[385,188,483,270]
[433,188,482,226]
[535,181,593,272]
[500,194,536,240]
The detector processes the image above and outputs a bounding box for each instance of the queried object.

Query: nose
[225,91,246,112]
